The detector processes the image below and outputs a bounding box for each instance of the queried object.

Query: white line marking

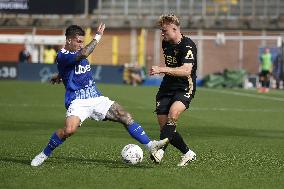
[0,103,61,108]
[0,102,283,112]
[200,88,284,102]
[191,107,284,113]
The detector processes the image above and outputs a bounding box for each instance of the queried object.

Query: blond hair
[158,14,180,27]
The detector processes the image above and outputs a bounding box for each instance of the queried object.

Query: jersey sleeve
[181,42,197,65]
[57,49,80,67]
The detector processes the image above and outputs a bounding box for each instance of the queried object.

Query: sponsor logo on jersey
[75,65,91,75]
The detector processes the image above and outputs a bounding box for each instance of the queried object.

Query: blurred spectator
[43,45,57,64]
[258,48,273,93]
[18,46,31,63]
[273,48,284,89]
[123,63,145,86]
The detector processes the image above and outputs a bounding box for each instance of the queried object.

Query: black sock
[170,131,189,154]
[265,80,270,88]
[160,123,176,151]
[160,123,176,141]
[261,80,265,87]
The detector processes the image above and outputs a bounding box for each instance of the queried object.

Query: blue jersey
[56,48,101,109]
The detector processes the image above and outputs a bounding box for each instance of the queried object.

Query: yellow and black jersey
[159,35,197,97]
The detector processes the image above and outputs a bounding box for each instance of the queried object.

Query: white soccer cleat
[177,151,196,167]
[31,152,48,167]
[149,138,169,162]
[150,149,164,163]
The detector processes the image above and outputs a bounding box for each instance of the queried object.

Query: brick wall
[0,28,281,76]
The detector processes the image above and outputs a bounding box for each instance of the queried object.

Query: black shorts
[155,90,193,115]
[259,70,270,78]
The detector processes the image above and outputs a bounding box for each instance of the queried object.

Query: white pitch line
[113,105,284,113]
[190,107,284,113]
[0,103,61,108]
[0,103,283,113]
[200,88,284,102]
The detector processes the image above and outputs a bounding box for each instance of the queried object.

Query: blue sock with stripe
[127,122,150,144]
[43,132,64,156]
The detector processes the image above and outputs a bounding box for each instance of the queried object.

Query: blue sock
[43,132,64,156]
[127,122,150,144]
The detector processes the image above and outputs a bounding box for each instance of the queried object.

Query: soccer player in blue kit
[31,23,168,167]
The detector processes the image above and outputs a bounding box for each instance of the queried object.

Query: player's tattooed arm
[75,39,98,61]
[105,102,134,126]
[75,23,106,61]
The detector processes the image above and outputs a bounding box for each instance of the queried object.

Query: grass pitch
[0,81,283,189]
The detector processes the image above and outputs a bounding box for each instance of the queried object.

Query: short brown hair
[158,14,180,27]
[65,25,85,38]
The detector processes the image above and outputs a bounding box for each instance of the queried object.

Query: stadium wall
[0,28,282,78]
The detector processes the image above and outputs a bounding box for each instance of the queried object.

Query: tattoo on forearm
[105,102,134,126]
[76,39,98,61]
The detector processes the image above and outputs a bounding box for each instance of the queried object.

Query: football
[121,144,143,165]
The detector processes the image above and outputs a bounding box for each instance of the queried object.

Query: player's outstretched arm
[75,23,105,61]
[50,73,62,84]
[150,64,192,77]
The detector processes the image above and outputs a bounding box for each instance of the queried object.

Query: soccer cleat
[150,149,164,163]
[177,151,196,167]
[149,138,169,162]
[31,152,48,167]
[257,87,264,93]
[263,88,269,93]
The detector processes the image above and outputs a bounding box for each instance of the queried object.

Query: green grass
[0,81,283,189]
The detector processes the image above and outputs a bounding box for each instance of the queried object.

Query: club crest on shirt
[174,50,179,56]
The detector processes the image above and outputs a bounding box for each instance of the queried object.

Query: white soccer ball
[121,144,143,165]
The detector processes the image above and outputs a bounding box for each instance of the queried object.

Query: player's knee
[64,126,76,138]
[168,110,180,121]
